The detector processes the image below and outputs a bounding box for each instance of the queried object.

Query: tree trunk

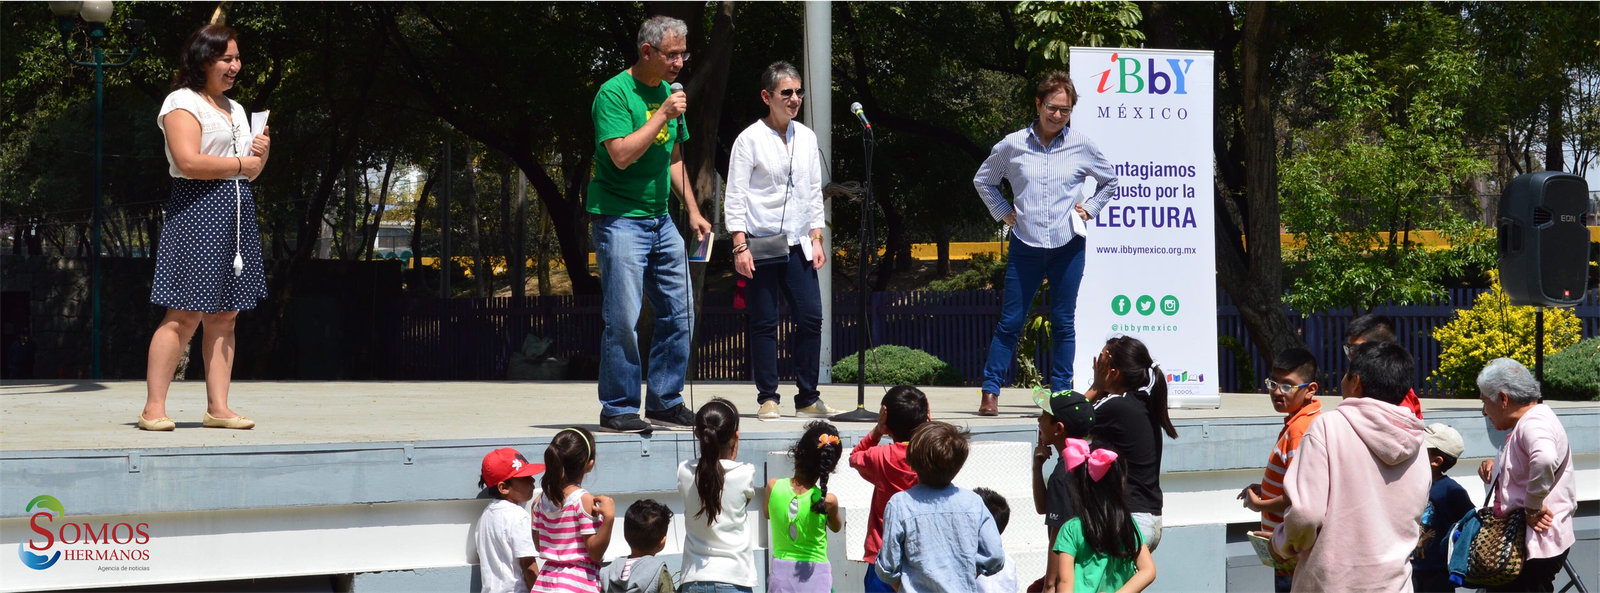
[341,167,360,261]
[464,144,488,297]
[1545,87,1565,172]
[1214,2,1306,370]
[537,201,551,295]
[365,152,398,261]
[500,169,514,279]
[935,224,951,277]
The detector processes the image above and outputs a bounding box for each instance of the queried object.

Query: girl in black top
[1083,336,1178,551]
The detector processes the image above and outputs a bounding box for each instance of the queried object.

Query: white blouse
[723,119,826,246]
[157,88,251,180]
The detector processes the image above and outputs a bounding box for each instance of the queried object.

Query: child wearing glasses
[1238,348,1322,593]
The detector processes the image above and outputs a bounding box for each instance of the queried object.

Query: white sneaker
[796,400,842,418]
[758,401,782,420]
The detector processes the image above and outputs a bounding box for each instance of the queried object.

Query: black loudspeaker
[1497,171,1592,307]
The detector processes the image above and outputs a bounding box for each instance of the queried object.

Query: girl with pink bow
[1051,439,1156,593]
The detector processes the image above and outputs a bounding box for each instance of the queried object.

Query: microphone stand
[833,124,881,423]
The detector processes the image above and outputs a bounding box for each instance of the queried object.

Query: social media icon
[1160,295,1179,316]
[1111,295,1132,316]
[1135,295,1156,316]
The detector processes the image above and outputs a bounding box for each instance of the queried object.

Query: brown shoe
[978,392,1000,416]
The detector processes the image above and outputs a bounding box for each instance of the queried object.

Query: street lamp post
[49,1,143,379]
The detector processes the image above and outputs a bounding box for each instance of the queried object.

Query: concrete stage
[2,381,1596,592]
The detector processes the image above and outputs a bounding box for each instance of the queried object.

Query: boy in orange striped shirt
[1239,348,1322,593]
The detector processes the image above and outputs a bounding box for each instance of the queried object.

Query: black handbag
[745,142,794,267]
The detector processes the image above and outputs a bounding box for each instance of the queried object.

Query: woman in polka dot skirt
[139,24,269,431]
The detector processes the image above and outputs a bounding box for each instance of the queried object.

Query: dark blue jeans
[981,235,1086,394]
[748,245,822,408]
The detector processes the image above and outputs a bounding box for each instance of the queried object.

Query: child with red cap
[474,447,545,593]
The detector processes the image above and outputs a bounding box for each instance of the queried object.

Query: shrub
[1430,273,1582,397]
[1541,337,1599,401]
[926,252,1007,291]
[1218,336,1257,394]
[831,345,965,386]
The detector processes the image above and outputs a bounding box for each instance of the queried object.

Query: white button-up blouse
[723,119,826,246]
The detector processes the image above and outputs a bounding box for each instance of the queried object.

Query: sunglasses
[1264,378,1311,395]
[774,88,805,99]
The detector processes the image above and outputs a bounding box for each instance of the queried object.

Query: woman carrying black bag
[724,61,836,421]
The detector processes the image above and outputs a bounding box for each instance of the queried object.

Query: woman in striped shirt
[534,427,616,593]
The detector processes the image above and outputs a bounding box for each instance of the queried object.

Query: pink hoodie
[1270,397,1430,592]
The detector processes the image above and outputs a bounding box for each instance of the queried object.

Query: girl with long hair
[1085,335,1178,551]
[677,399,758,592]
[764,420,845,592]
[1052,439,1156,592]
[532,427,614,593]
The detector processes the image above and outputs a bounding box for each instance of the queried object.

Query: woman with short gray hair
[1475,357,1576,592]
[723,61,833,421]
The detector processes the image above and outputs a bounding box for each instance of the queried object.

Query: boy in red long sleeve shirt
[849,386,930,593]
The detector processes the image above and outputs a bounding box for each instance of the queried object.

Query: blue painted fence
[384,288,1599,396]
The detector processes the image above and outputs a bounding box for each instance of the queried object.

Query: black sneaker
[645,404,695,428]
[599,413,653,433]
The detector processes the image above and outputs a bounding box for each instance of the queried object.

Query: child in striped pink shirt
[534,427,616,593]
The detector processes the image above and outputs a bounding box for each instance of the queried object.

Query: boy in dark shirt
[1413,423,1474,592]
[1029,389,1095,593]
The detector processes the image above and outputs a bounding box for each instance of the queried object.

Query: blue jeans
[748,245,823,408]
[679,582,752,593]
[592,215,691,418]
[981,235,1086,394]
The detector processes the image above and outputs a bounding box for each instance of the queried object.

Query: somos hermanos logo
[19,495,151,570]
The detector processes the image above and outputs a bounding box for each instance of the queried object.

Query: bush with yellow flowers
[1430,273,1582,397]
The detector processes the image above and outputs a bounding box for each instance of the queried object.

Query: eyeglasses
[777,88,805,99]
[1264,378,1312,395]
[661,51,690,64]
[1342,343,1354,358]
[1041,103,1072,116]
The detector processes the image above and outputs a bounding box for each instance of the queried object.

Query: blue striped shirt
[973,122,1118,249]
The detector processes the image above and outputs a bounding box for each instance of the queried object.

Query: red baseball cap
[481,448,544,487]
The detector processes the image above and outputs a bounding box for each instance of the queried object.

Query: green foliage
[1542,337,1600,401]
[926,252,1007,291]
[1429,274,1583,397]
[1279,7,1494,314]
[1014,1,1145,75]
[1218,336,1257,394]
[831,345,965,387]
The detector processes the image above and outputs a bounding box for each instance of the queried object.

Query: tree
[1279,9,1494,313]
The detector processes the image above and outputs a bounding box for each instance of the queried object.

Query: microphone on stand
[849,102,871,128]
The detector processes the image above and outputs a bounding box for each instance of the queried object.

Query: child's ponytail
[791,420,842,514]
[694,399,740,525]
[1105,335,1178,439]
[541,427,595,499]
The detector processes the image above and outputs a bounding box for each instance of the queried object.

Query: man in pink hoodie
[1270,341,1430,592]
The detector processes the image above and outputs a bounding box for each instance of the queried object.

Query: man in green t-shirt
[588,15,713,433]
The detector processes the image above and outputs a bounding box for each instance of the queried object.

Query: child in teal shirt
[1052,438,1155,593]
[765,421,844,593]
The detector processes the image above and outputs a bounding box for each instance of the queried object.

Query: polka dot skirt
[150,178,268,313]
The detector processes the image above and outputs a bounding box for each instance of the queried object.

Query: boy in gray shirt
[599,499,675,593]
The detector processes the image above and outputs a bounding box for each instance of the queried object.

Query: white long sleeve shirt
[723,119,826,246]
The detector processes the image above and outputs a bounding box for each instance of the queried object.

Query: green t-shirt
[1052,517,1144,593]
[767,478,829,562]
[587,70,690,218]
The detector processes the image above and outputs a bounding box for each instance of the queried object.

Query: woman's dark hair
[790,420,843,514]
[541,427,596,500]
[172,24,238,92]
[1067,443,1140,559]
[882,385,930,442]
[694,398,740,525]
[1104,336,1178,439]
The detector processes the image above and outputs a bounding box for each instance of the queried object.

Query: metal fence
[383,288,1599,395]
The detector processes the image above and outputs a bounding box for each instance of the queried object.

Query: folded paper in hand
[250,111,270,138]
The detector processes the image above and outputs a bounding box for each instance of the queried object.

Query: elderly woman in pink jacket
[1475,358,1576,593]
[1269,342,1430,593]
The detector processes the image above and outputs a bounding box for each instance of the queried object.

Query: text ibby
[1096,53,1195,95]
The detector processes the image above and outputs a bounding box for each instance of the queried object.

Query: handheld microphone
[849,102,871,128]
[670,82,683,95]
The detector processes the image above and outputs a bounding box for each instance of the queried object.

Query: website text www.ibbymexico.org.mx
[1096,244,1197,256]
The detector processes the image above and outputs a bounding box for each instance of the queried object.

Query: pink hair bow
[1062,438,1120,482]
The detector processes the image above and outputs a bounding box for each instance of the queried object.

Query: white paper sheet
[250,111,270,138]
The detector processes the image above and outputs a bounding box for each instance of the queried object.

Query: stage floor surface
[3,380,1565,453]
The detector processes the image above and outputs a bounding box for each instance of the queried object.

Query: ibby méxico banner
[1068,47,1220,406]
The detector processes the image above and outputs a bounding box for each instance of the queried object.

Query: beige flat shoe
[202,412,255,430]
[137,415,175,431]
